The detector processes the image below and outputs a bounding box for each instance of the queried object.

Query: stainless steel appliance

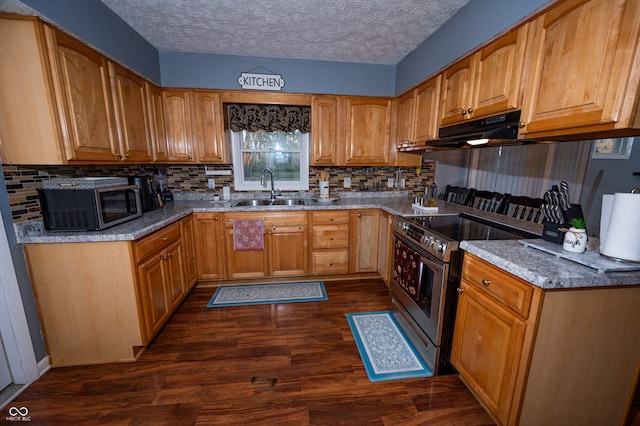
[390,213,538,374]
[39,177,142,231]
[128,176,161,212]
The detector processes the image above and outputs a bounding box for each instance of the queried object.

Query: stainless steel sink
[271,199,308,206]
[231,199,272,207]
[230,198,308,207]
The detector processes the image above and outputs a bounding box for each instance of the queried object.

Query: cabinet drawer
[312,224,349,249]
[311,210,350,224]
[134,222,180,263]
[311,250,349,274]
[224,212,307,228]
[462,253,535,318]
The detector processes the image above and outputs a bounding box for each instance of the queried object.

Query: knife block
[542,204,585,244]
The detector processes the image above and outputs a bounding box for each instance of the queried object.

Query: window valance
[227,103,310,133]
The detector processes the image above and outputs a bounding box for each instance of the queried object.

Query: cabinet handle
[114,153,122,159]
[160,237,169,241]
[482,279,491,287]
[329,236,334,240]
[329,262,333,266]
[456,287,464,294]
[518,121,527,128]
[124,153,130,158]
[466,108,474,114]
[214,216,218,221]
[357,212,361,217]
[329,217,334,221]
[461,109,467,116]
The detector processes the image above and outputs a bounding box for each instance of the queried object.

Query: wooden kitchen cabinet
[376,210,394,285]
[440,24,530,127]
[134,222,185,342]
[452,252,640,425]
[193,213,225,281]
[145,82,170,162]
[192,90,228,163]
[311,96,340,165]
[520,0,640,139]
[223,212,307,279]
[310,210,350,275]
[108,62,153,162]
[350,209,380,272]
[343,97,391,165]
[180,215,198,289]
[163,89,196,162]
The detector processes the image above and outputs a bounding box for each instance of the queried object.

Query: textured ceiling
[98,0,471,65]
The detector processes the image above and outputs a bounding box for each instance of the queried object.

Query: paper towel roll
[600,193,640,262]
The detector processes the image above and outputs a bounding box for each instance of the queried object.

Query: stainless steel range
[390,213,538,375]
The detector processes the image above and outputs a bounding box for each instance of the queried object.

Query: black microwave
[38,185,142,231]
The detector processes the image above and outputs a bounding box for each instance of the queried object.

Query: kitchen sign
[238,71,285,91]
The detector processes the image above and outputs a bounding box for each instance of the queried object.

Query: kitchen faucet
[261,167,277,200]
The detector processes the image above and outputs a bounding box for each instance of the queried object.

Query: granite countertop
[460,239,640,290]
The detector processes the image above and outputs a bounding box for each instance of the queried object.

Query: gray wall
[580,138,640,236]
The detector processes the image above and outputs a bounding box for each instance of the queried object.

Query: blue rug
[346,311,433,382]
[207,281,327,307]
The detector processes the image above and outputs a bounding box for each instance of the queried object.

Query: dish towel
[233,219,264,251]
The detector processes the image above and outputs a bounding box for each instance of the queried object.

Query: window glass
[232,129,309,191]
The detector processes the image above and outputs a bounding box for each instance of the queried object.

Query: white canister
[563,227,588,253]
[319,181,329,198]
[222,186,231,200]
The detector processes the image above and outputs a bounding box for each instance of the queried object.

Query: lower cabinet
[452,252,640,426]
[223,212,308,279]
[134,222,185,342]
[193,213,225,281]
[24,218,194,367]
[310,210,350,275]
[376,210,394,284]
[350,209,380,273]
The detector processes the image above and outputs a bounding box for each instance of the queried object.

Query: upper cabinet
[440,24,530,127]
[395,75,441,148]
[145,82,170,162]
[108,62,153,162]
[519,0,640,139]
[311,96,340,165]
[163,89,228,164]
[192,91,228,163]
[344,97,391,165]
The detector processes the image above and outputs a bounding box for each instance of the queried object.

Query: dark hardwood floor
[7,279,639,425]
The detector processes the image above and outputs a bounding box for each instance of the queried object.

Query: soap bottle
[426,182,438,207]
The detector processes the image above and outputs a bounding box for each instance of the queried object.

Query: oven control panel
[394,219,454,262]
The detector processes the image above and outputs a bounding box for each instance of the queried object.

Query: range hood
[429,110,525,149]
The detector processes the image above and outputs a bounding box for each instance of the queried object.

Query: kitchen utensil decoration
[319,171,330,198]
[542,181,586,245]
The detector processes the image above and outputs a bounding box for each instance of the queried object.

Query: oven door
[391,234,448,347]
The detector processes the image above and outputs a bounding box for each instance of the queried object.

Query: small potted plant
[563,217,587,253]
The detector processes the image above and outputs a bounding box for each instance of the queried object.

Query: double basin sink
[231,198,308,207]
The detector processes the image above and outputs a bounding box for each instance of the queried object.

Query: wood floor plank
[8,279,502,425]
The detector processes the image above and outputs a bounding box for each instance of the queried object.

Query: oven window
[418,266,434,317]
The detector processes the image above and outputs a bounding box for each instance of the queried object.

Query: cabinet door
[395,91,415,146]
[145,83,170,162]
[521,0,640,137]
[180,215,198,289]
[137,253,170,343]
[451,281,527,424]
[164,240,185,311]
[414,75,442,142]
[311,96,339,165]
[440,56,476,126]
[224,228,268,279]
[193,91,227,163]
[193,213,225,281]
[376,211,393,285]
[163,89,196,162]
[108,62,152,162]
[268,224,308,277]
[46,28,119,162]
[472,24,529,119]
[344,98,391,165]
[350,209,380,272]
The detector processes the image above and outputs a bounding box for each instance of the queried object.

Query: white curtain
[467,141,591,203]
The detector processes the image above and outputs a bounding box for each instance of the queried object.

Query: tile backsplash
[3,163,435,223]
